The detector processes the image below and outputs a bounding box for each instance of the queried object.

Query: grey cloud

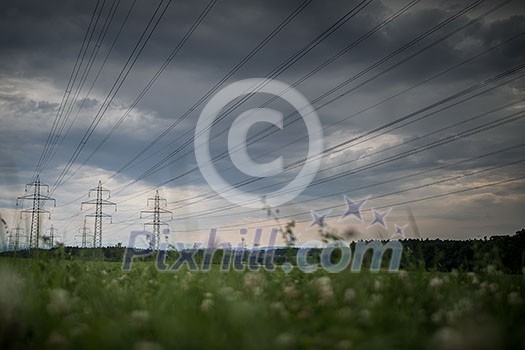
[2,95,58,115]
[76,97,98,109]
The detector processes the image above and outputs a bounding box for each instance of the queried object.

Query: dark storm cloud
[382,12,525,84]
[1,0,523,90]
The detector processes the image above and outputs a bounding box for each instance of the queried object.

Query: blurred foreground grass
[1,257,524,349]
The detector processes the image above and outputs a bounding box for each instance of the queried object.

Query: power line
[171,103,525,218]
[47,0,216,228]
[40,0,125,173]
[174,167,525,234]
[42,0,114,170]
[111,63,524,205]
[119,0,421,188]
[171,108,525,220]
[29,1,522,242]
[142,0,488,182]
[175,29,525,204]
[216,66,525,200]
[64,0,220,182]
[104,0,374,184]
[49,0,137,208]
[114,0,494,194]
[96,101,524,238]
[224,0,515,168]
[50,0,173,193]
[33,0,104,180]
[122,29,525,205]
[208,0,506,174]
[188,155,525,222]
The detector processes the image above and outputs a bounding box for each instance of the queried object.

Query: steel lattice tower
[140,190,172,250]
[8,227,26,251]
[81,181,116,248]
[45,224,60,248]
[77,218,91,248]
[16,175,56,249]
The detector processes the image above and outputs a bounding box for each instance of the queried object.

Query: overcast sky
[1,0,524,248]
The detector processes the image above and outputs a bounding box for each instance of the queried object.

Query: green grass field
[1,258,524,349]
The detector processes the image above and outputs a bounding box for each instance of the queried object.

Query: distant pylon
[16,175,56,249]
[81,181,117,248]
[77,217,91,248]
[140,190,172,250]
[8,226,26,250]
[45,224,60,248]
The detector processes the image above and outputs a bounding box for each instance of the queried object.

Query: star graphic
[340,195,369,222]
[392,224,408,239]
[309,210,330,228]
[368,208,391,229]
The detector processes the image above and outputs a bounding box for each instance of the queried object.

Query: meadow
[1,255,524,349]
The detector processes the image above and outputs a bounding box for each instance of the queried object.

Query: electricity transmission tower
[76,218,91,248]
[16,175,56,249]
[8,227,26,250]
[81,181,117,248]
[140,190,172,250]
[45,224,61,248]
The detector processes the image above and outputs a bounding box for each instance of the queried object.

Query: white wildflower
[466,272,479,284]
[218,286,237,302]
[270,301,289,318]
[200,298,214,312]
[270,301,285,312]
[47,288,71,315]
[343,288,356,304]
[243,273,265,295]
[480,281,489,291]
[284,285,300,299]
[429,277,444,289]
[486,265,497,275]
[131,310,149,324]
[373,279,382,291]
[370,293,383,306]
[314,276,331,287]
[313,276,334,304]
